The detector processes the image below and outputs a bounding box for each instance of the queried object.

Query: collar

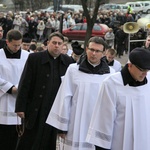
[121,64,147,86]
[41,50,71,66]
[104,56,114,66]
[4,46,21,58]
[78,55,110,75]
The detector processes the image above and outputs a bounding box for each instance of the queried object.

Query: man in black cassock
[15,32,73,150]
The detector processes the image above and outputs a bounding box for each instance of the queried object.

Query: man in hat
[71,41,84,62]
[46,37,115,150]
[86,47,150,150]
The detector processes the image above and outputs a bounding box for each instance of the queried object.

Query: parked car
[62,23,109,41]
[99,3,120,12]
[143,6,150,14]
[117,4,130,13]
[99,3,131,13]
[137,1,150,7]
[60,5,83,13]
[40,6,54,13]
[126,2,143,14]
[40,5,82,13]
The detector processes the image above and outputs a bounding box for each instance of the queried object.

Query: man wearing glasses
[46,37,115,150]
[86,48,150,150]
[15,32,73,150]
[0,29,29,150]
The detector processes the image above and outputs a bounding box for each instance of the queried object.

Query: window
[82,24,87,30]
[135,4,141,7]
[93,25,101,31]
[71,25,81,30]
[145,3,150,6]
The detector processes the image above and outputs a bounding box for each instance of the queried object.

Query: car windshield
[71,25,81,30]
[94,25,102,31]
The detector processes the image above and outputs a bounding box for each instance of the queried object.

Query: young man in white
[0,29,29,150]
[86,48,150,150]
[104,48,122,72]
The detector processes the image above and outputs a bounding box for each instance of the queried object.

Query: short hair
[64,36,69,43]
[106,48,117,55]
[63,43,68,50]
[36,46,44,52]
[87,37,106,51]
[6,29,22,42]
[31,39,37,44]
[29,44,37,51]
[48,32,64,42]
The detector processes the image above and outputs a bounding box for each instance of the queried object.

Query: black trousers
[16,123,57,150]
[0,124,18,150]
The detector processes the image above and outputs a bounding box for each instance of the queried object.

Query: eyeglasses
[88,47,103,53]
[134,64,149,72]
[52,41,63,46]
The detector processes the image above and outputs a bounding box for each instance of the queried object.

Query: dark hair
[48,32,64,42]
[6,29,22,42]
[36,46,44,52]
[87,37,106,51]
[29,44,37,51]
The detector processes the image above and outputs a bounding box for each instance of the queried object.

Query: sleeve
[7,85,15,94]
[86,78,117,149]
[0,78,14,97]
[46,65,75,131]
[95,146,111,150]
[15,55,33,113]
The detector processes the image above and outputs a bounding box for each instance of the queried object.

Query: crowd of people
[0,8,147,56]
[0,6,150,150]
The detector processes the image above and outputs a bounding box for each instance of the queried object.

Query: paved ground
[115,52,128,67]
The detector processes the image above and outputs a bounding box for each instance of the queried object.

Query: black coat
[15,50,72,150]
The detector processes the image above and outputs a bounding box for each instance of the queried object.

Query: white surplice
[86,72,150,150]
[0,49,29,125]
[46,63,115,150]
[110,59,122,72]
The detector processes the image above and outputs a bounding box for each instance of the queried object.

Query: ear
[128,63,132,68]
[6,39,9,45]
[85,47,88,52]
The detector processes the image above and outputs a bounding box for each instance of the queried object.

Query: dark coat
[15,50,72,150]
[15,50,72,128]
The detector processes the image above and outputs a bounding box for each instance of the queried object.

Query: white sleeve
[46,65,75,131]
[0,77,13,97]
[86,78,117,149]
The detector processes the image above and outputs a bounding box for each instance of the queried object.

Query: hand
[58,133,66,139]
[17,112,25,118]
[12,86,17,94]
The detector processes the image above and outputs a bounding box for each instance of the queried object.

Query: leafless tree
[80,0,107,48]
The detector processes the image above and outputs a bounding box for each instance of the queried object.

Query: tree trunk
[80,0,107,49]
